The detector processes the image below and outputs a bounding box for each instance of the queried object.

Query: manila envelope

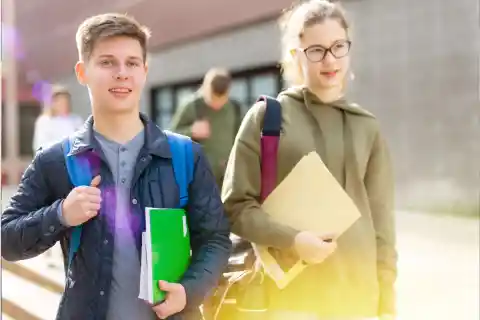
[253,151,361,289]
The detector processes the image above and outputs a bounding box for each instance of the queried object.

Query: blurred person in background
[32,85,83,267]
[170,67,243,189]
[222,1,397,319]
[32,85,83,153]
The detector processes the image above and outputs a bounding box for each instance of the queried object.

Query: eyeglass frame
[296,39,352,63]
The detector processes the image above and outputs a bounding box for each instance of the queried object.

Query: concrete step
[1,268,61,320]
[1,247,65,320]
[2,297,43,320]
[2,258,64,294]
[2,187,64,319]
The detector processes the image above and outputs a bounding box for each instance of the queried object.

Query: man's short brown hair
[203,68,232,96]
[76,13,151,62]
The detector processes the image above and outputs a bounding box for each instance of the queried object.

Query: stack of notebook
[138,207,192,304]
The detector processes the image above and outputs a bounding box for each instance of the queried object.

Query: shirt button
[121,178,126,184]
[132,198,138,205]
[49,225,55,232]
[100,290,105,296]
[120,147,127,152]
[141,157,146,162]
[103,239,109,245]
[120,161,126,167]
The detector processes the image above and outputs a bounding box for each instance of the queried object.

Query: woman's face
[51,94,71,116]
[297,18,351,92]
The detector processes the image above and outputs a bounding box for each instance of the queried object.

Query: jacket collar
[68,113,172,158]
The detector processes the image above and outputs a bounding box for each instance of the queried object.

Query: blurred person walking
[170,68,243,189]
[32,85,83,267]
[32,85,83,153]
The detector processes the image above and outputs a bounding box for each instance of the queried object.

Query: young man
[1,13,232,320]
[170,68,242,189]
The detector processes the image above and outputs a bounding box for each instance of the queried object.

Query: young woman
[32,85,83,153]
[222,1,397,319]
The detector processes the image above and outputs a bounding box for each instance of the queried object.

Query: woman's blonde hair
[42,85,71,116]
[279,0,350,86]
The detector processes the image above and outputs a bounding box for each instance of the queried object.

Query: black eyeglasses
[300,40,351,62]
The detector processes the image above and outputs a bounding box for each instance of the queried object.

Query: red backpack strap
[257,95,282,201]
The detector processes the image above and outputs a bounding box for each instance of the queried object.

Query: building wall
[344,0,479,214]
[60,0,479,213]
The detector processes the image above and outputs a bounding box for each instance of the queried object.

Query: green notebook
[139,207,191,304]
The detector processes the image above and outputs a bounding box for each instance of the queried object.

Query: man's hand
[61,175,102,226]
[191,120,210,140]
[152,281,187,319]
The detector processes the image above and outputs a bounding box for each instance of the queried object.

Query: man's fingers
[153,302,171,319]
[76,185,101,196]
[86,210,98,218]
[158,280,177,292]
[85,202,101,212]
[81,200,101,212]
[90,175,101,187]
[86,194,102,204]
[84,186,101,196]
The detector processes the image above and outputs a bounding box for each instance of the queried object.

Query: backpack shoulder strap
[257,95,282,201]
[63,137,92,269]
[63,138,93,186]
[164,131,195,208]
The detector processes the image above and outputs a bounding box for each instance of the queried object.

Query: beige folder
[254,151,361,289]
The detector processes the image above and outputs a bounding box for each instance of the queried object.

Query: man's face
[209,93,229,110]
[75,36,148,114]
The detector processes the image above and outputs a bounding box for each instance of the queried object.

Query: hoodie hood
[278,85,375,118]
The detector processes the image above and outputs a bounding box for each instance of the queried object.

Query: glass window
[249,73,279,105]
[149,66,282,122]
[154,88,173,129]
[19,103,41,157]
[230,78,248,105]
[175,86,197,108]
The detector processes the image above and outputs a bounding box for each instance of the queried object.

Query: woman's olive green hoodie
[222,86,397,317]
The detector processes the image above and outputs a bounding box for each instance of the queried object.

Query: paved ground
[1,186,479,319]
[395,211,479,320]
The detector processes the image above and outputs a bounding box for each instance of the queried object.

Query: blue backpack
[62,131,194,269]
